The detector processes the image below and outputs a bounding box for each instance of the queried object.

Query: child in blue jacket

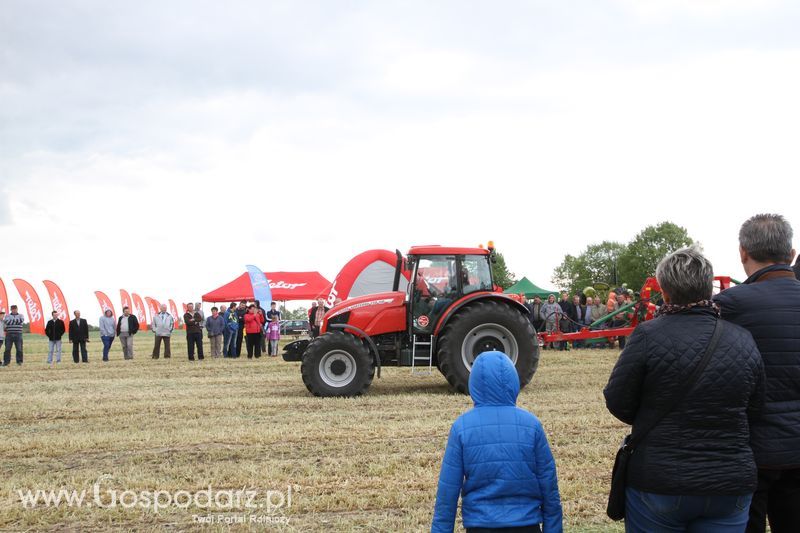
[432,351,562,533]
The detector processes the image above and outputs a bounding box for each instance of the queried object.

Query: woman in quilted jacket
[432,351,562,533]
[604,246,765,532]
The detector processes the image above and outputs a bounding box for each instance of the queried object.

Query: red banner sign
[168,299,180,329]
[12,279,45,335]
[95,291,117,321]
[42,280,70,333]
[0,277,8,313]
[131,293,147,330]
[120,289,132,314]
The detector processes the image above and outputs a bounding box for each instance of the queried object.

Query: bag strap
[627,319,724,450]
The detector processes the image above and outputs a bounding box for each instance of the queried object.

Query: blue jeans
[626,488,752,532]
[222,328,232,357]
[101,336,114,361]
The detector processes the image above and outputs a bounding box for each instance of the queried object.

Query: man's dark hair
[739,213,794,263]
[270,301,277,306]
[10,305,17,310]
[52,311,58,316]
[211,306,218,312]
[122,306,130,311]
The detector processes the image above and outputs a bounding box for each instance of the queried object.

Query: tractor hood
[323,291,407,337]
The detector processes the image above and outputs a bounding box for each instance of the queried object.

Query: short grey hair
[739,214,794,263]
[655,246,714,305]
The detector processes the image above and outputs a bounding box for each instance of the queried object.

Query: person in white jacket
[151,304,174,359]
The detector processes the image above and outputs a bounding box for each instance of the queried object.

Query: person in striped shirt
[2,305,25,366]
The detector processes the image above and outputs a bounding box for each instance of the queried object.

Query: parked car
[280,319,309,336]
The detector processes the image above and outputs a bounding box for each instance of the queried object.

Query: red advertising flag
[0,277,8,313]
[168,299,181,329]
[12,279,45,335]
[95,291,117,321]
[144,297,160,323]
[131,293,148,330]
[42,280,70,333]
[120,289,132,314]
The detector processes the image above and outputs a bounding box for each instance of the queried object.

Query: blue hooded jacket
[431,351,562,532]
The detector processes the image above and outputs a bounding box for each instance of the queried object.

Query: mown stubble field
[0,331,626,532]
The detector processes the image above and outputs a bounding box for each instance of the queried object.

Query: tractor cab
[406,245,495,335]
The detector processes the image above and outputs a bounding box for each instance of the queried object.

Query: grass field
[0,331,627,532]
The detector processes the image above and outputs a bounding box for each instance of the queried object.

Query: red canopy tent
[202,271,332,302]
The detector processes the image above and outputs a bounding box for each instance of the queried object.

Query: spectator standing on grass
[713,214,800,533]
[45,311,65,364]
[255,300,268,353]
[267,315,281,356]
[529,296,544,332]
[266,301,281,323]
[0,311,4,358]
[432,351,562,533]
[151,304,173,359]
[69,310,90,363]
[309,298,328,338]
[604,246,765,532]
[539,295,561,350]
[98,309,115,361]
[116,306,139,360]
[609,292,629,349]
[235,301,247,356]
[205,307,225,357]
[244,304,264,358]
[2,305,25,366]
[184,303,204,361]
[224,302,239,357]
[572,294,586,349]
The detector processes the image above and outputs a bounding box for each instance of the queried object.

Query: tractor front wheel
[437,300,539,394]
[301,331,375,397]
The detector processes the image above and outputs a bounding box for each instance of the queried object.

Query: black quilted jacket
[604,307,765,495]
[714,264,800,468]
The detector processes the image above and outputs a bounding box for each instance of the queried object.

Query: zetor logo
[326,281,339,308]
[25,291,42,323]
[51,292,67,320]
[270,281,306,290]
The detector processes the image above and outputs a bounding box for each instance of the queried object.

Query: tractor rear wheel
[437,300,539,394]
[301,331,375,397]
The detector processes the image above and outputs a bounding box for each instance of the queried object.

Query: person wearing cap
[2,305,25,366]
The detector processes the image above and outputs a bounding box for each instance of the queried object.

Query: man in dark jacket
[116,306,140,360]
[45,311,66,364]
[69,310,90,363]
[713,213,800,533]
[184,303,204,361]
[235,301,247,356]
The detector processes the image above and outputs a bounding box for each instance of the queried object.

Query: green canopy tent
[503,277,558,300]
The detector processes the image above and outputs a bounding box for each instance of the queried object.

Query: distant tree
[281,305,308,320]
[552,241,627,295]
[617,222,694,289]
[491,252,517,290]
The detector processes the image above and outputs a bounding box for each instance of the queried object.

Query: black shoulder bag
[606,319,724,521]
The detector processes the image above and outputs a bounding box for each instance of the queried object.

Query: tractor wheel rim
[461,323,518,371]
[319,349,357,388]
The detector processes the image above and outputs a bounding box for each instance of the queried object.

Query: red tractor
[289,244,539,397]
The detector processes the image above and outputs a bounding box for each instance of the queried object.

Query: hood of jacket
[468,351,520,407]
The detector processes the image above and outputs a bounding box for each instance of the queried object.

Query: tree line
[551,222,694,296]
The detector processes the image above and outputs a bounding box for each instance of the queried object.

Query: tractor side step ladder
[411,334,434,375]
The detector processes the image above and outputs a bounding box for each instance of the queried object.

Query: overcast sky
[1,0,798,324]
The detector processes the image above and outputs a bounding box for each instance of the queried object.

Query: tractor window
[412,255,457,333]
[461,255,493,294]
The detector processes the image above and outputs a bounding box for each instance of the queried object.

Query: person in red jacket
[243,304,265,358]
